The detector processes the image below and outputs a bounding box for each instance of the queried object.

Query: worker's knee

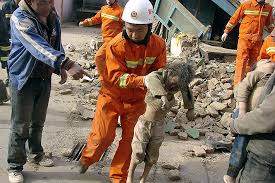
[89,133,115,147]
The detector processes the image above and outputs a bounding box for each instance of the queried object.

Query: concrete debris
[169,129,181,136]
[185,128,200,139]
[193,146,206,157]
[223,90,234,100]
[90,99,97,105]
[81,109,94,120]
[206,106,219,118]
[206,138,232,151]
[70,102,95,120]
[210,102,227,111]
[60,89,73,95]
[226,65,235,73]
[61,148,72,157]
[165,118,177,133]
[190,78,204,88]
[178,132,188,140]
[205,132,224,141]
[161,162,180,170]
[194,116,212,129]
[194,105,207,118]
[65,44,76,52]
[89,38,103,51]
[199,42,236,62]
[168,169,181,181]
[201,145,215,154]
[211,126,229,135]
[220,112,233,129]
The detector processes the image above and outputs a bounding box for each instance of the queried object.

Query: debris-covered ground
[0,23,235,183]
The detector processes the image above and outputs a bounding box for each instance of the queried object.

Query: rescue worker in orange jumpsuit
[78,0,167,182]
[221,0,273,87]
[79,0,123,80]
[258,28,275,62]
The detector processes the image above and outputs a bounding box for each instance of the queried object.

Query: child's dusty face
[165,74,180,92]
[106,0,116,6]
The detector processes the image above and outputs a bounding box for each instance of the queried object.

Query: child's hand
[161,96,169,110]
[186,109,195,121]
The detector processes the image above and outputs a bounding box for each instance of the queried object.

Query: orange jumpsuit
[258,34,275,62]
[80,32,166,183]
[224,0,273,87]
[82,3,124,79]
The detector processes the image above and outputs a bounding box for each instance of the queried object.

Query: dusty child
[126,62,195,183]
[224,59,275,183]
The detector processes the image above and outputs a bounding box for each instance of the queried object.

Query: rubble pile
[167,35,237,155]
[164,57,236,156]
[61,36,236,157]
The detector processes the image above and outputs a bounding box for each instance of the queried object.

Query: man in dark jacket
[230,70,275,183]
[7,0,88,183]
[1,0,20,86]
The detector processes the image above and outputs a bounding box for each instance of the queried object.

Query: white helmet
[122,0,154,24]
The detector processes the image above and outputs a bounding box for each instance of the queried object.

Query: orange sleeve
[224,5,244,34]
[258,37,270,61]
[106,44,144,89]
[149,42,166,73]
[82,10,102,26]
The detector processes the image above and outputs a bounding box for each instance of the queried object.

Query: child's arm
[181,86,195,121]
[145,71,167,97]
[145,71,169,109]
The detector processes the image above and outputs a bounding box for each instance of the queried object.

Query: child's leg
[140,123,165,183]
[227,135,250,178]
[127,119,149,183]
[224,108,249,183]
[127,156,139,183]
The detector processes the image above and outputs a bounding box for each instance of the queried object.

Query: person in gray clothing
[224,60,275,183]
[230,70,275,183]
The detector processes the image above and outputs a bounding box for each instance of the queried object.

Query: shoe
[38,156,54,167]
[78,163,89,174]
[8,171,24,183]
[28,153,54,167]
[223,175,236,183]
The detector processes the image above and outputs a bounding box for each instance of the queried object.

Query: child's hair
[167,61,194,88]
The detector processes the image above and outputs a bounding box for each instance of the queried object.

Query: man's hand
[67,63,92,80]
[62,58,94,80]
[79,21,84,27]
[221,33,228,42]
[186,109,195,121]
[59,69,67,84]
